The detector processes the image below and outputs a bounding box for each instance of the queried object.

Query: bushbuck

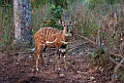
[34,13,74,71]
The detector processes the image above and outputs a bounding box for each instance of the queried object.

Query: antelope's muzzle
[66,25,70,32]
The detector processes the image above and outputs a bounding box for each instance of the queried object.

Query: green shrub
[50,5,63,19]
[42,18,63,29]
[0,7,13,51]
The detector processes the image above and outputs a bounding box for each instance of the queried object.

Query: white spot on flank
[46,38,57,44]
[40,37,43,38]
[61,41,68,44]
[40,44,43,45]
[52,32,61,36]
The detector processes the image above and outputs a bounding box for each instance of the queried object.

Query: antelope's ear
[59,20,64,26]
[59,20,62,24]
[70,20,76,26]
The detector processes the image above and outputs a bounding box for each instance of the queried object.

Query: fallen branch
[17,52,33,55]
[9,52,33,56]
[109,56,124,67]
[75,34,98,48]
[68,42,88,53]
[109,56,119,65]
[48,51,56,56]
[111,57,124,82]
[109,52,123,58]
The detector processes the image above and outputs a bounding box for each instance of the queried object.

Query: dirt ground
[0,38,114,83]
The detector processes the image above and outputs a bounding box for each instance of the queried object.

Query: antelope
[34,13,74,71]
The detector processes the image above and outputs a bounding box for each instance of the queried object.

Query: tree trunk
[13,0,33,45]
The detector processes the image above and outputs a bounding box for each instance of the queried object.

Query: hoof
[58,68,61,71]
[59,73,65,77]
[45,64,48,67]
[36,68,39,71]
[55,68,61,73]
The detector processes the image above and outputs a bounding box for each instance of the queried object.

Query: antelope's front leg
[60,49,67,70]
[58,48,67,71]
[63,54,67,70]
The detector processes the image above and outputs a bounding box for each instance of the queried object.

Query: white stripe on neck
[65,34,70,36]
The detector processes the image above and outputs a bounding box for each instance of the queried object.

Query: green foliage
[0,0,12,7]
[31,0,73,9]
[40,0,72,29]
[22,41,34,49]
[0,7,13,51]
[105,0,117,4]
[81,23,98,37]
[118,70,124,83]
[50,5,63,19]
[85,0,102,10]
[0,27,13,51]
[88,45,105,65]
[52,0,70,9]
[100,32,121,51]
[85,0,118,10]
[42,18,63,29]
[31,0,48,8]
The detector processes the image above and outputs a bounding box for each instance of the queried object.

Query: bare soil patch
[0,39,113,83]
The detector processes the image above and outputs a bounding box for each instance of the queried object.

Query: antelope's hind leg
[63,54,67,70]
[35,44,44,71]
[55,46,61,71]
[40,44,46,66]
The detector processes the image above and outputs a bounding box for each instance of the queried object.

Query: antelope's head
[60,21,74,33]
[59,12,75,36]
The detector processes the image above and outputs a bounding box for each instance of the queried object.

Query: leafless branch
[75,34,98,48]
[109,52,123,58]
[111,57,124,82]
